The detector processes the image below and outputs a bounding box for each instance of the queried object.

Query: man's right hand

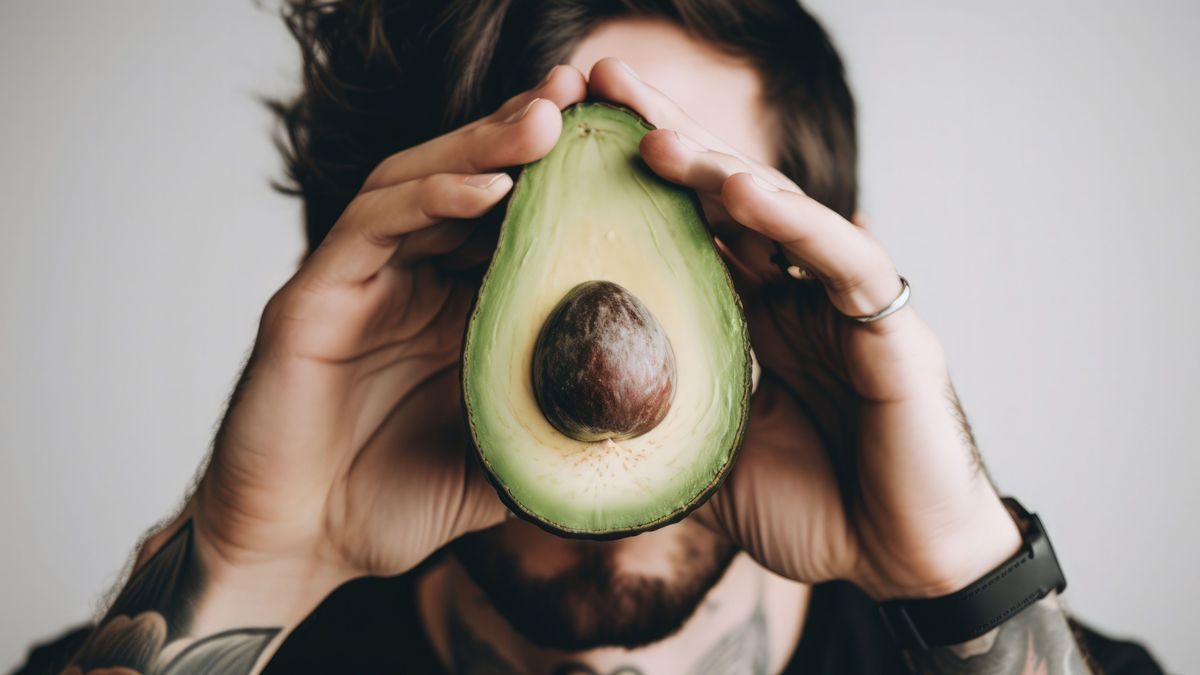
[170,66,587,613]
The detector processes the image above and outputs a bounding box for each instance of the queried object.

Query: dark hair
[271,0,857,254]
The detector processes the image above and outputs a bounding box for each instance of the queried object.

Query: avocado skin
[460,102,753,539]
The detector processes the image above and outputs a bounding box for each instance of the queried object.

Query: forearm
[906,593,1093,675]
[63,515,342,675]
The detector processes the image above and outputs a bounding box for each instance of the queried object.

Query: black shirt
[13,573,1164,674]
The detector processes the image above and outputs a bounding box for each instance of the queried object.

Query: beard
[449,524,737,651]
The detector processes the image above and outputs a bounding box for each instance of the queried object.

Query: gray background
[1,1,1195,671]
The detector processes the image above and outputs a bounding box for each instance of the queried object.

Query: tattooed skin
[446,577,769,675]
[62,520,279,675]
[908,595,1093,675]
[682,595,768,675]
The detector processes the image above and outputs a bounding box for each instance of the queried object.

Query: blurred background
[1,0,1195,671]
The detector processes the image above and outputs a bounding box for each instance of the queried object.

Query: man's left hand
[588,57,1021,601]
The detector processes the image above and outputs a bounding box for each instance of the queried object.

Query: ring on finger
[771,240,912,323]
[844,276,911,323]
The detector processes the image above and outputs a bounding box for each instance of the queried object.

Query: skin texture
[532,280,677,442]
[443,20,1094,673]
[64,65,594,674]
[573,17,1025,602]
[64,16,1093,675]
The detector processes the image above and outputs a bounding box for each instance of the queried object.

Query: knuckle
[341,189,384,227]
[418,174,494,221]
[459,126,491,174]
[639,132,683,173]
[411,179,442,223]
[829,251,891,298]
[634,99,665,127]
[414,173,445,196]
[503,111,558,162]
[826,270,867,295]
[721,174,760,215]
[419,175,461,217]
[260,284,296,336]
[716,154,752,178]
[554,64,588,95]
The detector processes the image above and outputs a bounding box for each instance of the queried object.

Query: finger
[640,129,796,194]
[642,130,754,193]
[590,58,801,191]
[361,66,587,191]
[721,172,904,322]
[587,57,737,155]
[360,98,561,191]
[391,220,478,266]
[488,64,588,124]
[303,172,513,285]
[643,131,798,286]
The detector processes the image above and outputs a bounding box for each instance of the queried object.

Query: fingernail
[615,58,642,81]
[750,173,781,192]
[535,65,560,88]
[505,98,540,123]
[674,131,707,152]
[465,173,509,189]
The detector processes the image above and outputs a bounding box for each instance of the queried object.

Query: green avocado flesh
[462,103,752,538]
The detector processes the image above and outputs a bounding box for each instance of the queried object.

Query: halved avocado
[462,102,751,538]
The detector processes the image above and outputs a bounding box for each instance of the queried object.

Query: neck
[416,552,809,675]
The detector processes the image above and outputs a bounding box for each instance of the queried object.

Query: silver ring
[846,276,911,323]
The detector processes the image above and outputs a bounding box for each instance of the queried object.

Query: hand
[158,67,588,614]
[587,58,1021,600]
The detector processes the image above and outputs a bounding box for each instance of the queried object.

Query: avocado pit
[533,280,676,442]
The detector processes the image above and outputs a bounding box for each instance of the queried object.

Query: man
[14,1,1163,673]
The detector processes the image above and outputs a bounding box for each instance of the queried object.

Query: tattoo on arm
[907,595,1094,675]
[63,520,280,675]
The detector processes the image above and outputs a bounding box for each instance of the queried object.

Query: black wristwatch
[877,497,1067,650]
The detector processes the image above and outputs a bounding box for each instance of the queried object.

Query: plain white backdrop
[1,1,1195,671]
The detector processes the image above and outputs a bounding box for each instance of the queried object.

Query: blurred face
[452,17,772,651]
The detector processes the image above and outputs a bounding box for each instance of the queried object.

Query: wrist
[875,498,1070,651]
[859,494,1023,601]
[192,535,353,635]
[73,514,349,675]
[184,490,356,635]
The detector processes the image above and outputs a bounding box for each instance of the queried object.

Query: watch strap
[877,497,1067,650]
